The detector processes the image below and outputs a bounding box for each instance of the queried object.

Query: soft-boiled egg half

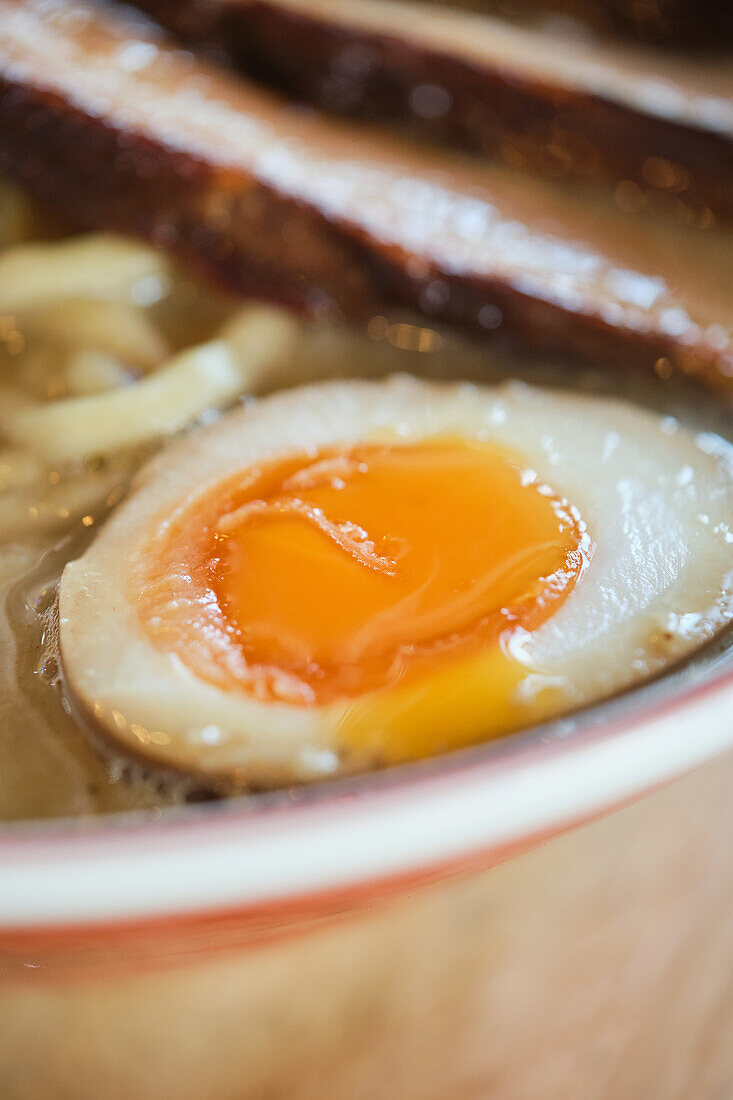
[59,378,733,787]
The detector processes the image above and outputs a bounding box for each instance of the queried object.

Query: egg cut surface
[59,377,733,786]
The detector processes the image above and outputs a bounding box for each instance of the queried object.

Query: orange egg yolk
[138,437,588,761]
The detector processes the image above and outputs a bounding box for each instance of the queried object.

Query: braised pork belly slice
[132,0,733,221]
[1,0,731,392]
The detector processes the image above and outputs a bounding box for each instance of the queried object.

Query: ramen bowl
[1,641,732,1100]
[0,189,732,1098]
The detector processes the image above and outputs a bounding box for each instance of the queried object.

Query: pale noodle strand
[0,193,301,536]
[0,234,170,311]
[1,306,297,462]
[23,298,169,371]
[64,349,133,396]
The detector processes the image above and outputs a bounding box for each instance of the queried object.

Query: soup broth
[1,182,731,821]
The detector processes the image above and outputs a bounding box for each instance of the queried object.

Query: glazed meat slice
[134,0,733,222]
[1,0,731,392]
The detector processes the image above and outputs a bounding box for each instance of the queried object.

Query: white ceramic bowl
[1,647,732,1099]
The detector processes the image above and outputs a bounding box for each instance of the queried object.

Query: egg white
[59,377,733,786]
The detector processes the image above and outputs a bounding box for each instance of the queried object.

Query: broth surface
[1,187,732,821]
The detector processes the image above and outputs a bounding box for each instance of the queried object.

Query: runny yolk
[138,437,588,761]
